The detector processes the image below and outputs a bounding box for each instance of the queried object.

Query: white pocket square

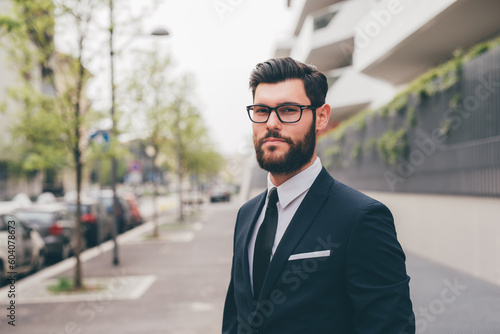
[288,250,331,261]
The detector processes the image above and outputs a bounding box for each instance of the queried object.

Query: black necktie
[253,187,279,300]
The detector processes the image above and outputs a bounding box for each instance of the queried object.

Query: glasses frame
[246,104,318,124]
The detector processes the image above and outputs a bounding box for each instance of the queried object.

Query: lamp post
[109,0,120,266]
[109,0,169,265]
[145,145,159,238]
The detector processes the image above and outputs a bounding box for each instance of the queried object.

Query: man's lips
[263,138,287,144]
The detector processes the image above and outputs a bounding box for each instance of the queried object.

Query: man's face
[252,79,317,175]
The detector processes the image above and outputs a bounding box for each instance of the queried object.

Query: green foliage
[376,129,409,165]
[406,107,417,128]
[47,276,104,294]
[0,16,21,33]
[1,2,65,175]
[319,32,500,169]
[1,1,55,80]
[47,277,74,293]
[1,0,101,177]
[365,138,378,152]
[322,144,343,169]
[123,49,225,191]
[351,144,362,162]
[449,93,461,111]
[380,94,408,117]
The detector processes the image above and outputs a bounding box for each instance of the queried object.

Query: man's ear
[316,104,331,132]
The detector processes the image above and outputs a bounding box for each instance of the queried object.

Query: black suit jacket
[222,168,414,334]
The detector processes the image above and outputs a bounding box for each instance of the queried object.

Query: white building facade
[274,0,500,286]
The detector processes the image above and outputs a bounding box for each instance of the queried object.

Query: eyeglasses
[246,104,318,124]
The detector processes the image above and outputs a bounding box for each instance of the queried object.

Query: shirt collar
[267,157,322,209]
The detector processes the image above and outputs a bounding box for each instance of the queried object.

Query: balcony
[274,37,295,58]
[354,0,500,85]
[289,0,345,36]
[290,0,369,72]
[326,67,395,122]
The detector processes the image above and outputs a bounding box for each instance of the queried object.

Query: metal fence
[319,47,500,197]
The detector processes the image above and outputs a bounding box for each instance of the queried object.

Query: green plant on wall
[323,144,343,169]
[376,129,409,165]
[406,107,417,128]
[319,33,500,169]
[351,144,362,162]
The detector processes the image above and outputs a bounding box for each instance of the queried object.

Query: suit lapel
[258,168,333,302]
[241,190,267,310]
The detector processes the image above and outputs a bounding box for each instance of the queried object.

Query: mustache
[259,131,294,145]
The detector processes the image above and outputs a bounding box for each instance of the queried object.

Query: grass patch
[47,277,104,294]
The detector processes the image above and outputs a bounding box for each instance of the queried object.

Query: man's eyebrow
[279,101,302,105]
[252,101,303,106]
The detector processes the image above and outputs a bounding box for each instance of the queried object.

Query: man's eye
[280,107,299,113]
[255,108,269,113]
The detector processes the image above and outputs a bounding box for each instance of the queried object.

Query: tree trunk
[74,153,83,289]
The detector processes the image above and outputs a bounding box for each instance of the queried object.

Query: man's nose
[266,110,282,131]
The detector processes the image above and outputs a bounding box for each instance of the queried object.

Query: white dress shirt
[248,156,323,286]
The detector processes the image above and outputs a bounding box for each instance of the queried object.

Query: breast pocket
[278,250,333,292]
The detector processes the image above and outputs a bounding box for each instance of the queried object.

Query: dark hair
[249,57,328,107]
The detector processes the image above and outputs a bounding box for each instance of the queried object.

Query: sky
[56,0,294,156]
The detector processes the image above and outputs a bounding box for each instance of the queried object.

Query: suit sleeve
[345,202,415,334]
[222,256,238,334]
[222,209,241,334]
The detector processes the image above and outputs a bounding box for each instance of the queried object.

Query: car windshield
[101,197,113,210]
[16,211,54,225]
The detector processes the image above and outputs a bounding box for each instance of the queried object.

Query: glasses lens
[249,106,270,122]
[277,105,301,122]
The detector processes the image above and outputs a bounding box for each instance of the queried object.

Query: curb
[0,212,176,298]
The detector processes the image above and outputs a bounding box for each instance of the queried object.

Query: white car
[0,208,46,285]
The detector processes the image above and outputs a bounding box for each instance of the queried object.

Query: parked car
[36,192,57,204]
[182,190,205,205]
[93,190,128,234]
[0,193,32,212]
[122,193,143,228]
[64,198,112,247]
[209,185,231,202]
[15,204,84,262]
[0,209,46,285]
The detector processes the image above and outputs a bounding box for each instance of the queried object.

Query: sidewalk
[1,199,500,333]
[0,201,236,334]
[406,252,500,333]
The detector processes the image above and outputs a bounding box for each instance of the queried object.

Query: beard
[254,121,316,175]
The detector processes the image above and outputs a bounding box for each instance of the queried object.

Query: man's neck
[269,155,317,187]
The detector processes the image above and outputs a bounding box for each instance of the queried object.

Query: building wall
[270,0,500,287]
[364,191,500,286]
[0,1,19,155]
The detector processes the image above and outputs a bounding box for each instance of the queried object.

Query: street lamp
[109,0,169,265]
[151,28,170,36]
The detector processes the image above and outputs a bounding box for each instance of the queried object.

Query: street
[0,200,237,334]
[1,199,500,333]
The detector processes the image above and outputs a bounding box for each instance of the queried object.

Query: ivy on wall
[320,34,500,167]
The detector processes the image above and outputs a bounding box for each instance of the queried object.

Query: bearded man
[222,57,415,334]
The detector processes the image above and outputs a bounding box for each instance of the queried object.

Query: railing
[319,46,500,197]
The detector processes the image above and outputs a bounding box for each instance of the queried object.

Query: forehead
[254,79,310,105]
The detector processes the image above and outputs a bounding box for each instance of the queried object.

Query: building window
[313,11,338,31]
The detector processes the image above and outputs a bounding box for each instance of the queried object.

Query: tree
[53,0,103,289]
[124,49,173,235]
[123,50,224,222]
[1,0,102,289]
[0,0,67,177]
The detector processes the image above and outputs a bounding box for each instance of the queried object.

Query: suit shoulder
[238,190,266,214]
[328,177,389,212]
